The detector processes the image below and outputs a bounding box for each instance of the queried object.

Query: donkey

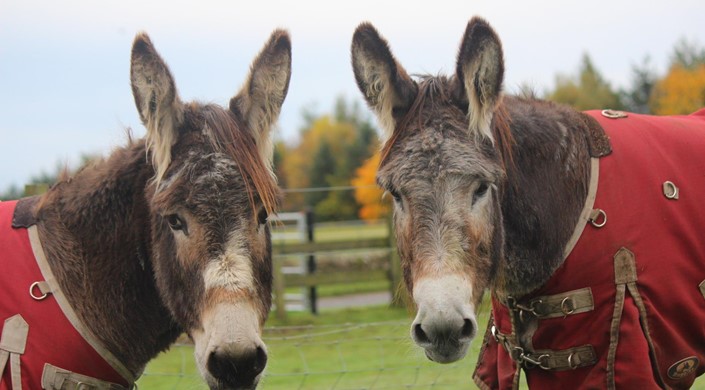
[0,30,290,390]
[352,17,705,389]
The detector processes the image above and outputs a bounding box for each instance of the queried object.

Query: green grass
[271,220,389,245]
[137,304,488,389]
[312,222,389,243]
[137,301,705,389]
[286,279,390,298]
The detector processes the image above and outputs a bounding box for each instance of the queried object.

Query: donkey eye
[389,188,402,203]
[257,208,269,225]
[472,183,490,205]
[166,214,186,232]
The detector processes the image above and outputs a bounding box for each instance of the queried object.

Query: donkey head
[352,18,507,363]
[130,31,290,389]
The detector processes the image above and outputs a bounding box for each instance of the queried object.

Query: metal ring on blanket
[560,297,575,316]
[29,281,48,300]
[568,352,579,369]
[589,209,607,228]
[601,109,628,119]
[663,181,679,200]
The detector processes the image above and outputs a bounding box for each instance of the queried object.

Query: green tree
[670,37,705,70]
[620,56,657,114]
[0,154,98,200]
[548,53,624,111]
[306,140,337,207]
[277,96,379,221]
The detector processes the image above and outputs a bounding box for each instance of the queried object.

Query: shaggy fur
[28,29,290,389]
[352,17,594,362]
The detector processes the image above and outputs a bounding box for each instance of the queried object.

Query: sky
[1,0,704,191]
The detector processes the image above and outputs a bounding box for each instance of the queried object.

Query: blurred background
[2,0,705,209]
[2,1,705,388]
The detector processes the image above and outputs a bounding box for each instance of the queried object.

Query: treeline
[273,97,380,221]
[4,38,705,222]
[548,37,705,114]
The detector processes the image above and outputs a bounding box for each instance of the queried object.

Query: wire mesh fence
[137,321,478,389]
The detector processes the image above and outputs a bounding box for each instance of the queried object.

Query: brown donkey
[352,17,705,389]
[0,31,290,390]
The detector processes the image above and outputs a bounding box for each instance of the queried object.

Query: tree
[0,154,98,200]
[547,53,624,111]
[649,38,705,115]
[649,64,705,115]
[670,37,705,70]
[306,140,336,206]
[351,152,390,221]
[620,56,657,114]
[277,96,380,220]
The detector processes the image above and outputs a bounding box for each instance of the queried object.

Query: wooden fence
[20,183,403,321]
[271,215,403,321]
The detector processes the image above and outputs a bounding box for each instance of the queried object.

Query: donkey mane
[379,75,514,171]
[186,103,281,217]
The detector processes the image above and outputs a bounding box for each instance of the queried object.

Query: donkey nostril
[253,346,267,374]
[207,346,267,388]
[414,323,431,344]
[460,319,475,339]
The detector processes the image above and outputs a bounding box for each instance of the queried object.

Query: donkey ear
[455,17,504,143]
[130,32,184,183]
[351,22,417,144]
[230,29,292,166]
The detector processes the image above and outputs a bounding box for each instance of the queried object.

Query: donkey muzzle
[411,275,477,363]
[206,341,267,390]
[193,302,267,389]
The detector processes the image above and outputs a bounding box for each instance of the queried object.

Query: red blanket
[474,108,705,389]
[0,200,129,389]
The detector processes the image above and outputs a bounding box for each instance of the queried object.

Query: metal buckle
[518,299,543,322]
[560,297,575,316]
[516,349,550,370]
[568,352,579,369]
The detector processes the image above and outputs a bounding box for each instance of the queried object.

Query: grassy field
[136,303,490,389]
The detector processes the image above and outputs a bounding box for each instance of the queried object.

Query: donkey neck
[494,97,593,298]
[35,140,181,377]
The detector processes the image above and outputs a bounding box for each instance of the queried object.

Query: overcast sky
[1,0,704,191]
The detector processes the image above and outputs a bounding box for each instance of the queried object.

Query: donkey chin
[410,275,478,364]
[192,302,267,390]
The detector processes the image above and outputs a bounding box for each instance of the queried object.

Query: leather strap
[520,287,594,320]
[532,345,597,371]
[42,364,130,390]
[492,326,597,371]
[1,315,29,390]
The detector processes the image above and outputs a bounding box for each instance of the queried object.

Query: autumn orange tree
[649,64,705,115]
[351,152,390,221]
[276,97,378,221]
[647,38,705,115]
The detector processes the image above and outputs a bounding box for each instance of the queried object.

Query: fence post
[273,257,287,321]
[305,208,317,314]
[388,215,406,308]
